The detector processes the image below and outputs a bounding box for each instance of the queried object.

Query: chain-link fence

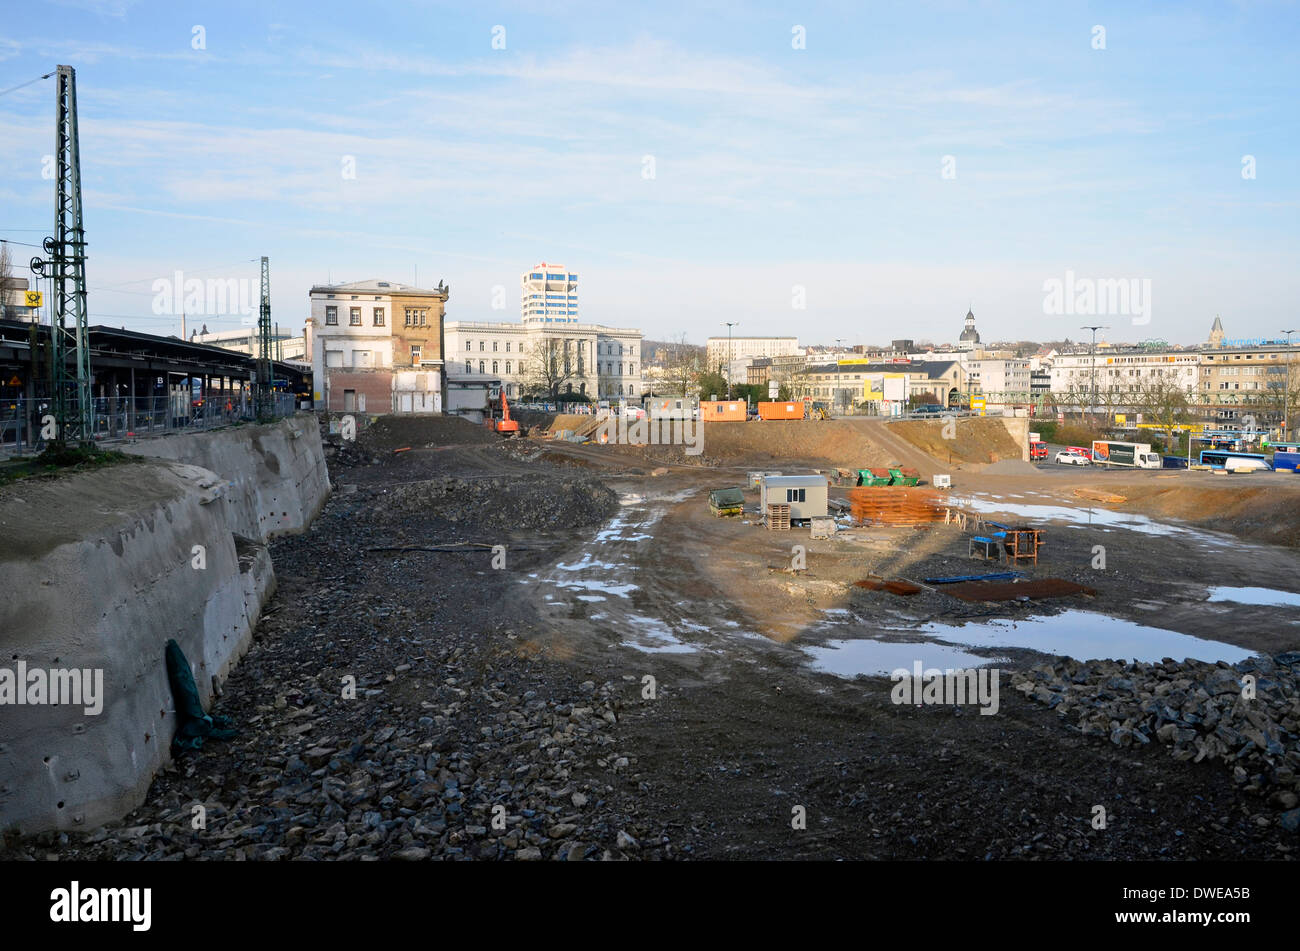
[0,393,297,456]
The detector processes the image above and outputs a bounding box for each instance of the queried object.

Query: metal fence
[0,393,298,456]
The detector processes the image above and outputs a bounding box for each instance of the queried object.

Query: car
[1055,450,1091,465]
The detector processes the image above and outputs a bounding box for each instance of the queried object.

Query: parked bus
[1269,442,1300,472]
[1198,450,1273,472]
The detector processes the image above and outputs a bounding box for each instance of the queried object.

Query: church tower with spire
[958,307,981,351]
[1208,315,1225,348]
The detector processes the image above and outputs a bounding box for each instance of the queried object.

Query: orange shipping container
[757,401,806,420]
[699,400,747,421]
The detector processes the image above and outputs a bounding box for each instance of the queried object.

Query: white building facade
[705,336,800,373]
[445,320,643,400]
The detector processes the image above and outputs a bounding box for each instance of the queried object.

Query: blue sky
[0,0,1296,347]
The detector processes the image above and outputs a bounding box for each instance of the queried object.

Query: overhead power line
[0,70,55,98]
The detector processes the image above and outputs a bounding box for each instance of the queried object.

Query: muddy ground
[21,414,1300,861]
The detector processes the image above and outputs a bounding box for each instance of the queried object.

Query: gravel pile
[1012,652,1300,830]
[382,476,618,533]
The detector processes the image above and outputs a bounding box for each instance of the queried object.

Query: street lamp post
[724,322,738,400]
[834,338,844,416]
[1283,329,1297,441]
[1081,325,1108,426]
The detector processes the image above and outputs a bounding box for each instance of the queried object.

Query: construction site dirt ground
[37,415,1300,861]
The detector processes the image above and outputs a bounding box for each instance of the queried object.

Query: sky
[0,0,1297,348]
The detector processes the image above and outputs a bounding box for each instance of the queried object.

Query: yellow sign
[1114,414,1127,424]
[24,290,43,308]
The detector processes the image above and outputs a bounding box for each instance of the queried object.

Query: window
[506,342,512,352]
[466,360,472,373]
[492,361,498,373]
[493,341,499,352]
[325,306,338,325]
[505,361,511,373]
[465,339,471,350]
[480,341,485,351]
[350,307,361,325]
[325,350,343,367]
[786,488,806,503]
[411,345,422,363]
[373,308,385,326]
[353,350,372,367]
[479,360,485,373]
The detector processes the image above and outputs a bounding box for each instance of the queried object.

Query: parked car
[1055,450,1092,466]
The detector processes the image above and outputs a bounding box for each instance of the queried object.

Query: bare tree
[0,242,12,321]
[520,336,578,399]
[664,332,700,398]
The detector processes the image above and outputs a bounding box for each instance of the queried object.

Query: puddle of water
[576,594,606,602]
[555,577,637,597]
[920,611,1254,664]
[1206,586,1300,608]
[805,639,998,678]
[803,608,1254,680]
[621,614,698,654]
[955,495,1231,544]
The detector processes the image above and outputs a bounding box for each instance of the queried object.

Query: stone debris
[1012,652,1300,824]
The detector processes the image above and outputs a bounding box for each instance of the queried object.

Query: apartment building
[307,279,448,413]
[445,319,642,400]
[965,358,1032,400]
[1048,348,1198,400]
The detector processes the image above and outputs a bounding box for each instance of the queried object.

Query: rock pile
[1012,652,1300,829]
[384,477,618,532]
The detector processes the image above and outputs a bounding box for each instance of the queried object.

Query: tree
[1133,378,1191,433]
[696,370,728,401]
[664,332,700,398]
[520,336,578,399]
[0,242,12,321]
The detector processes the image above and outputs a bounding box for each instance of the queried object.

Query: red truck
[1029,440,1049,460]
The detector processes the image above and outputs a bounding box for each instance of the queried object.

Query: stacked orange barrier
[847,487,945,525]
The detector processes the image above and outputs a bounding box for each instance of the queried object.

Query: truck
[1091,440,1161,469]
[1029,440,1048,460]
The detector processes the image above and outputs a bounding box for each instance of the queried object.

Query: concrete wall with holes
[0,417,329,835]
[121,415,331,541]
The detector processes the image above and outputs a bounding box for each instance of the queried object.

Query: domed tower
[958,308,981,350]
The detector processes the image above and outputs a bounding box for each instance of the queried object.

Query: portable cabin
[699,400,747,422]
[760,474,829,522]
[757,401,806,421]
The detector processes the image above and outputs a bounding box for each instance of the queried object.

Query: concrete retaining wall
[0,417,329,835]
[122,415,331,541]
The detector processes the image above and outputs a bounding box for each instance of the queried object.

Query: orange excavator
[485,389,520,436]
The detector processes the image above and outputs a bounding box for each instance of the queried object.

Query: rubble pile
[1012,652,1300,829]
[383,476,618,532]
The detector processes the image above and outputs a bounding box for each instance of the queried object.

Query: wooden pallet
[766,502,791,531]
